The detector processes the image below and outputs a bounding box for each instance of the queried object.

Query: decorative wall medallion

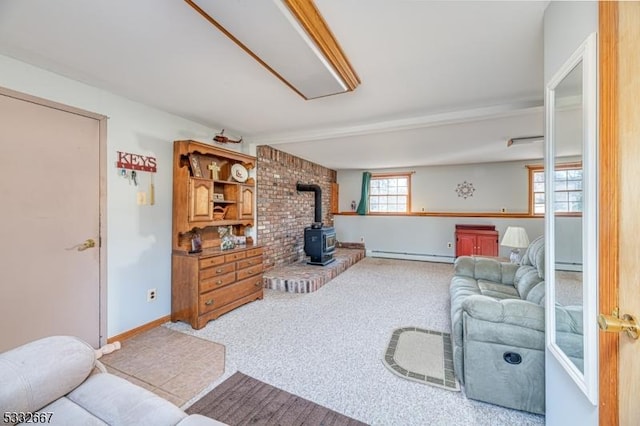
[455,181,475,199]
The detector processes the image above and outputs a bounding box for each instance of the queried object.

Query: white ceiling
[0,0,551,170]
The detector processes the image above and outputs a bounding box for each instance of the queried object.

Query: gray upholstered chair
[450,236,547,414]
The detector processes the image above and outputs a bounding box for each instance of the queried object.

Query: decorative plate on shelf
[231,163,248,182]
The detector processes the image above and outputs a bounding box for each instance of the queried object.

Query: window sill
[334,211,539,218]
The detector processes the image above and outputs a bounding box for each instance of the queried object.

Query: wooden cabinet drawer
[199,276,262,314]
[225,252,246,262]
[199,256,225,269]
[245,247,263,258]
[237,257,263,269]
[236,265,262,280]
[200,271,236,293]
[200,262,235,280]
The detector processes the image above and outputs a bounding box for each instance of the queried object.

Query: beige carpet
[382,327,460,391]
[170,258,544,425]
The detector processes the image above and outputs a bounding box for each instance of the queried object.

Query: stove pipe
[296,182,322,226]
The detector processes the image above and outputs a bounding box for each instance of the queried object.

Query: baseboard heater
[555,262,583,272]
[368,250,455,264]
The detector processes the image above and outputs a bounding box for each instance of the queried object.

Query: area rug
[101,327,225,407]
[382,327,460,391]
[187,371,367,425]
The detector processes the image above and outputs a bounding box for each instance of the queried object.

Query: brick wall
[256,145,337,270]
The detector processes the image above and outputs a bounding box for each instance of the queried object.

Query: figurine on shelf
[190,232,202,253]
[218,226,235,251]
[208,161,221,180]
[245,226,254,245]
[213,129,243,145]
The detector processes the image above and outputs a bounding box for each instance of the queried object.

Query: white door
[0,89,103,351]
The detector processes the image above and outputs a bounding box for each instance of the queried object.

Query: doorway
[0,87,106,351]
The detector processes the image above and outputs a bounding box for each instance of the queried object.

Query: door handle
[598,307,639,340]
[77,238,96,251]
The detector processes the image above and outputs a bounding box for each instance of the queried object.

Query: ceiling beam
[250,101,543,145]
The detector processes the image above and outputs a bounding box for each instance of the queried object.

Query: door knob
[77,239,96,251]
[598,307,639,340]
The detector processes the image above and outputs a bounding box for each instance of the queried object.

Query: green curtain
[356,171,371,215]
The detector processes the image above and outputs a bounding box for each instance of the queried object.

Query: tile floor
[99,326,225,407]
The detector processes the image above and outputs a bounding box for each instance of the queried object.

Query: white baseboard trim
[367,250,455,264]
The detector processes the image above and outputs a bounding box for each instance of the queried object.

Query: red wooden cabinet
[455,224,499,257]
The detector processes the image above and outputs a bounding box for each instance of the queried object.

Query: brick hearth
[263,248,365,293]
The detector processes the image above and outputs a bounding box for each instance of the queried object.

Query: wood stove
[297,183,336,266]
[304,225,336,265]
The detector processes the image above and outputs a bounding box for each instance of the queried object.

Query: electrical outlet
[147,288,157,302]
[360,236,365,242]
[447,242,452,248]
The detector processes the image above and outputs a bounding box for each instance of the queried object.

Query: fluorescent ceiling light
[507,135,544,147]
[185,0,360,100]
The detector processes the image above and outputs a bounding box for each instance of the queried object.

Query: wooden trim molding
[283,0,360,91]
[526,162,584,217]
[330,182,339,214]
[335,211,538,219]
[183,0,306,99]
[185,0,359,99]
[107,315,171,344]
[369,172,413,214]
[525,161,583,170]
[598,1,619,425]
[527,165,537,216]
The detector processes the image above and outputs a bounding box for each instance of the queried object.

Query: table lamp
[501,226,530,263]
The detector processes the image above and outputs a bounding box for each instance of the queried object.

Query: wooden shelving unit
[171,140,263,329]
[172,140,256,251]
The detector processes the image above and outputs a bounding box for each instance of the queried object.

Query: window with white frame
[528,163,583,215]
[369,173,411,213]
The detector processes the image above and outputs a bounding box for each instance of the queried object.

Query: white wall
[0,54,229,338]
[335,215,544,262]
[337,161,581,264]
[543,1,598,425]
[339,160,534,214]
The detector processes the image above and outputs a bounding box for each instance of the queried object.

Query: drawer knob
[216,268,223,273]
[204,299,214,306]
[255,281,262,287]
[216,280,223,285]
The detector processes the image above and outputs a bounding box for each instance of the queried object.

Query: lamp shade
[501,226,530,249]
